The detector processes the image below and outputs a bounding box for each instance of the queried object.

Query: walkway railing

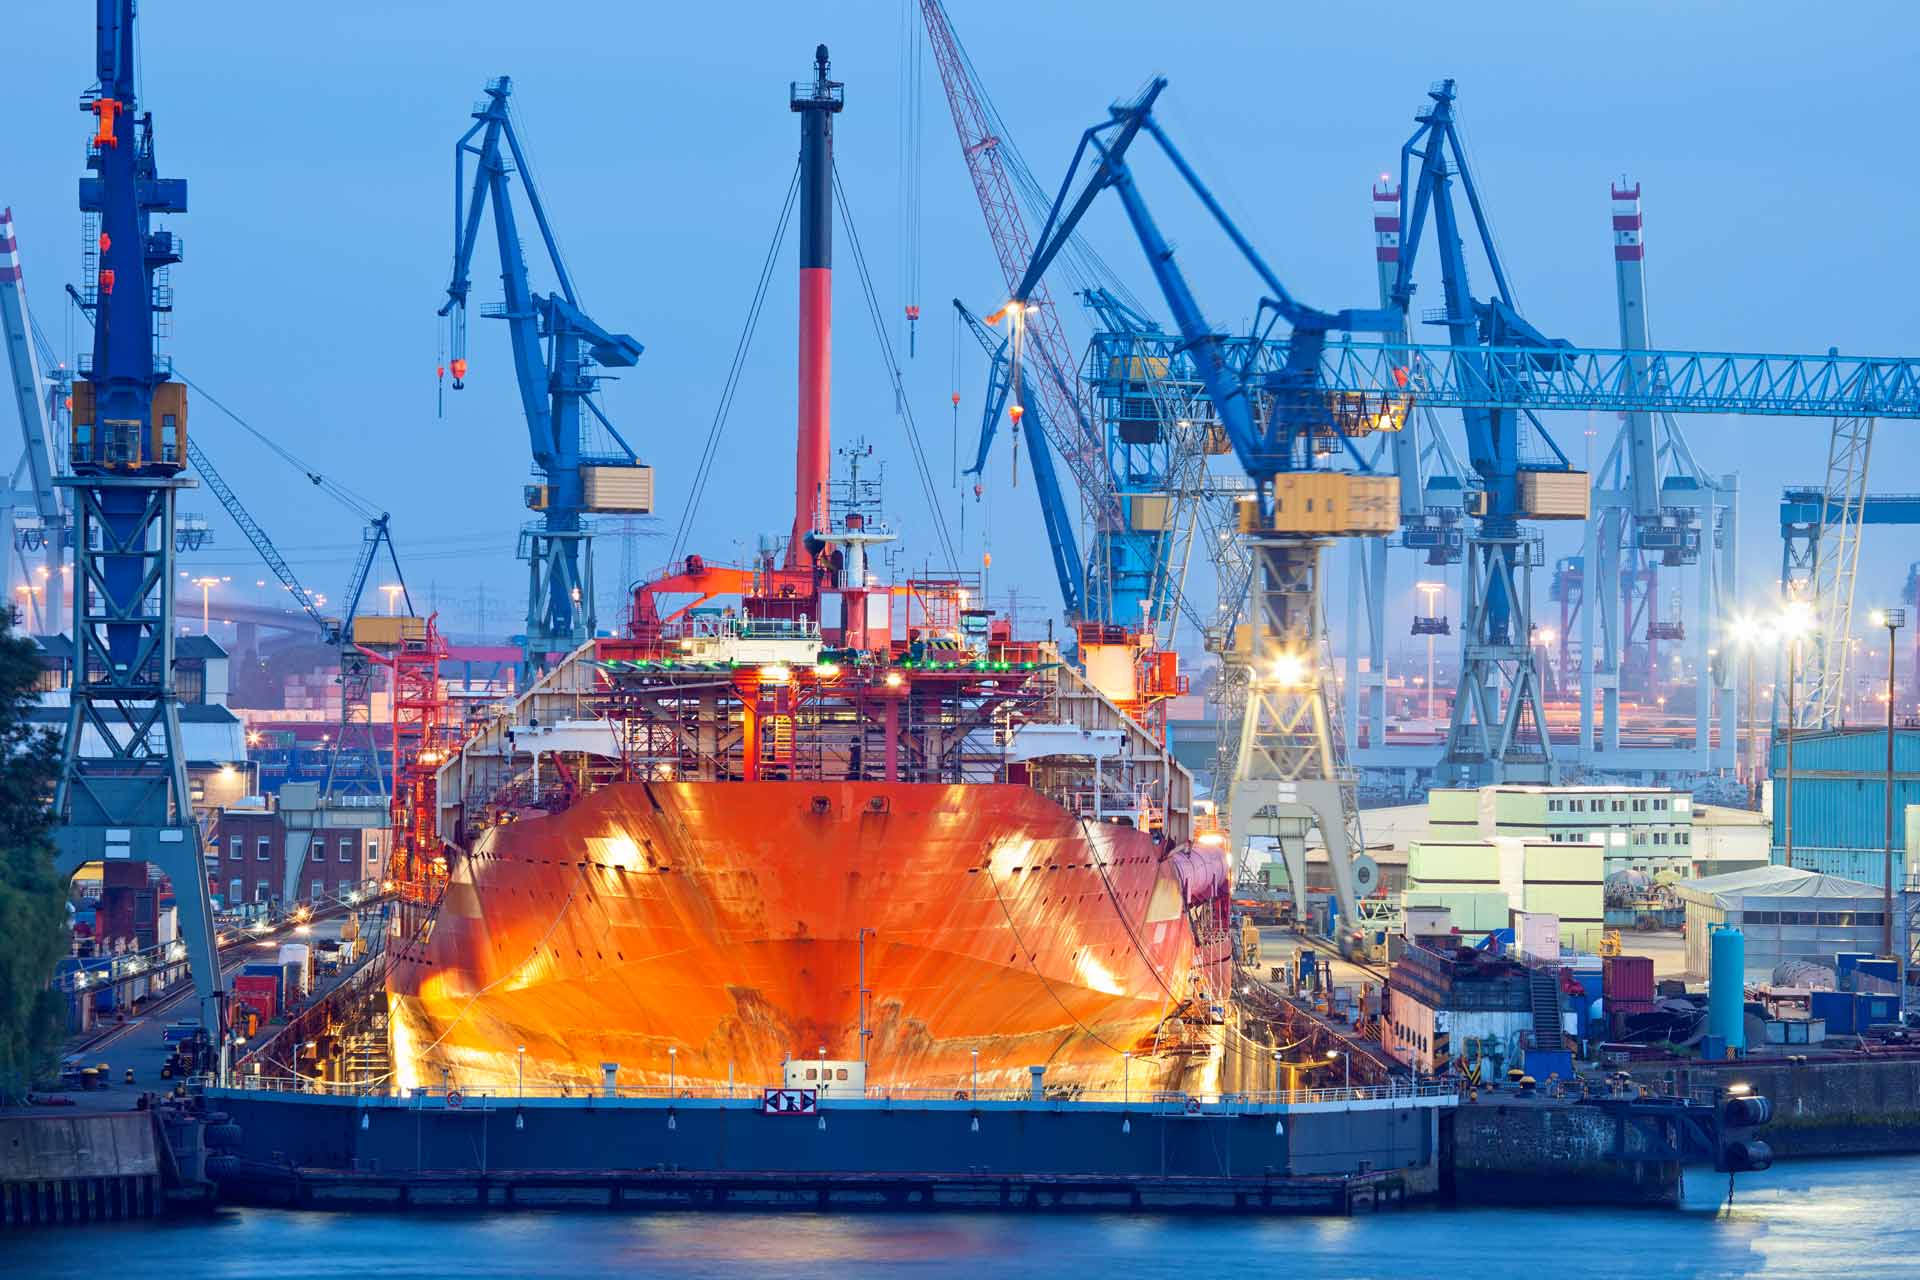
[202,1074,1457,1111]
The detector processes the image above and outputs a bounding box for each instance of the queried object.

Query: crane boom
[919,1,1108,515]
[440,77,649,678]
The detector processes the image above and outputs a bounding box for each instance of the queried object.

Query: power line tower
[53,0,222,1032]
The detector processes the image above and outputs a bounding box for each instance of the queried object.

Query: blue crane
[440,77,651,679]
[52,0,222,1033]
[1312,81,1920,784]
[1008,78,1408,937]
[953,299,1084,618]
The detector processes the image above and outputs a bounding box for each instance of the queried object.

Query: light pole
[1778,601,1817,869]
[1534,627,1558,697]
[381,583,404,616]
[516,1045,525,1098]
[1326,1048,1348,1092]
[1418,581,1443,719]
[1873,609,1906,956]
[1732,616,1765,807]
[191,575,223,634]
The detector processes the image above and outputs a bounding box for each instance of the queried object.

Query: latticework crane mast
[920,1,1111,522]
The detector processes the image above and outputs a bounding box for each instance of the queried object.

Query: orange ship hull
[388,781,1230,1094]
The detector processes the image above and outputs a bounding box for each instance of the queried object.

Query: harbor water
[12,1157,1918,1279]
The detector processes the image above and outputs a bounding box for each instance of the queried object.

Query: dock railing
[199,1074,1457,1112]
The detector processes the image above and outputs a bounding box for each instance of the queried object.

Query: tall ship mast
[388,48,1231,1097]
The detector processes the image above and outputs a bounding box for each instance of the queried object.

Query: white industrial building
[1673,865,1911,977]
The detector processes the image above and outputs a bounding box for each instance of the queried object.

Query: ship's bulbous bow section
[389,781,1230,1095]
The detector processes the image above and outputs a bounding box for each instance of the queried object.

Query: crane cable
[669,163,800,565]
[832,164,958,568]
[49,291,380,521]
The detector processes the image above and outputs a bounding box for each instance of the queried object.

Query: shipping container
[1517,468,1590,519]
[351,615,428,647]
[232,973,279,1024]
[1247,474,1399,536]
[1810,989,1855,1034]
[581,464,655,514]
[1603,954,1656,1007]
[1523,1049,1574,1083]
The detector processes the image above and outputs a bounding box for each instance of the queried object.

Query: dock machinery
[440,78,653,682]
[52,0,222,1032]
[1008,79,1410,938]
[1581,181,1738,775]
[0,208,69,631]
[1337,82,1920,784]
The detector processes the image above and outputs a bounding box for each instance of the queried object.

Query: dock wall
[1446,1102,1684,1206]
[1672,1058,1920,1158]
[0,1110,164,1228]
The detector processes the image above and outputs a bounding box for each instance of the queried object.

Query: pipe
[788,44,843,566]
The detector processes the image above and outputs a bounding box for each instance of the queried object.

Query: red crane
[918,1,1110,516]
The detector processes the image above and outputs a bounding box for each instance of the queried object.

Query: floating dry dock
[202,1082,1455,1215]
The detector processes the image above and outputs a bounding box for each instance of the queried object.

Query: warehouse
[1673,864,1910,977]
[1771,727,1920,885]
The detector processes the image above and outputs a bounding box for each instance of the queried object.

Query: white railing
[204,1074,1457,1111]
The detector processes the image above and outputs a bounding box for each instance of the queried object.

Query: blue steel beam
[1318,341,1920,420]
[954,299,1085,617]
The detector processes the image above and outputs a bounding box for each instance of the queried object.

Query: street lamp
[516,1045,526,1098]
[1729,613,1775,806]
[1776,600,1818,869]
[1417,581,1444,719]
[1533,626,1558,696]
[1872,608,1907,956]
[191,576,222,634]
[1326,1047,1349,1092]
[380,583,404,616]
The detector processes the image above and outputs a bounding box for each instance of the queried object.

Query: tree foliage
[0,613,65,1101]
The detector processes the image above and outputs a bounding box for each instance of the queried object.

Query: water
[14,1158,1916,1279]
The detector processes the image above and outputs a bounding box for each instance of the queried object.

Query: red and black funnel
[788,44,843,566]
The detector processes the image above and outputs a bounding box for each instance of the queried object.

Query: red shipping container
[232,973,279,1026]
[1603,954,1656,1007]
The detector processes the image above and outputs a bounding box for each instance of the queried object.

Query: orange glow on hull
[389,781,1229,1094]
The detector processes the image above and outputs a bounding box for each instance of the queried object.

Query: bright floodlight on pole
[1270,652,1310,688]
[1777,597,1819,869]
[1873,608,1906,957]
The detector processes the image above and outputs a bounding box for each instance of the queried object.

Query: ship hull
[388,781,1229,1094]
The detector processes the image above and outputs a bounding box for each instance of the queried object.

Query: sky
[6,0,1917,668]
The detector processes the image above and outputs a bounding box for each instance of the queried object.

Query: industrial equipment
[0,208,68,630]
[1008,78,1408,938]
[52,0,222,1033]
[439,77,651,680]
[1580,181,1738,773]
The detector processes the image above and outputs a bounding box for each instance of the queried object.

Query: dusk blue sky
[7,1,1915,669]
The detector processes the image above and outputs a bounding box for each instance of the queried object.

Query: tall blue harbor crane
[440,78,653,681]
[1009,78,1409,935]
[1389,80,1582,785]
[1358,79,1920,784]
[53,0,222,1032]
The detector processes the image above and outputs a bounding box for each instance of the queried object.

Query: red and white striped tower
[1372,179,1401,310]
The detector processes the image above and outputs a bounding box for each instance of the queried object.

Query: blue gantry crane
[440,77,654,680]
[1009,78,1409,935]
[52,0,222,1032]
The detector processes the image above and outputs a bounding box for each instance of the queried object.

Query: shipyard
[3,2,1920,1276]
